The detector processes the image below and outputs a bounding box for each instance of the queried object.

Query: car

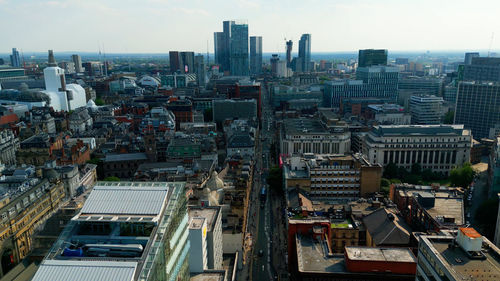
[258,250,264,257]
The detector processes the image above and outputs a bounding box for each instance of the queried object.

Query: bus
[260,186,267,202]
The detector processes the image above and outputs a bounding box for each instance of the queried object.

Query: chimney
[48,50,57,67]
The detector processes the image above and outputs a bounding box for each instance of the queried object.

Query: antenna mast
[488,32,495,57]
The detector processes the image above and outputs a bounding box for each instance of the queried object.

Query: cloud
[238,0,260,9]
[172,7,210,16]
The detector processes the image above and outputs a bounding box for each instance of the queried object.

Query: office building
[213,20,234,72]
[293,234,417,281]
[392,184,465,231]
[212,99,257,122]
[169,51,181,73]
[358,49,388,67]
[194,55,206,87]
[324,66,399,107]
[356,66,399,99]
[464,52,480,65]
[180,51,194,73]
[409,95,444,125]
[298,34,311,72]
[271,85,323,108]
[32,181,190,281]
[455,82,500,138]
[280,118,351,155]
[395,58,409,65]
[464,57,500,82]
[0,68,26,81]
[213,32,228,72]
[286,40,293,67]
[417,228,500,281]
[71,54,83,73]
[188,207,223,271]
[0,176,65,277]
[59,61,75,74]
[249,36,262,75]
[398,76,443,96]
[366,103,412,125]
[9,48,21,68]
[229,21,249,76]
[362,125,472,174]
[283,153,382,200]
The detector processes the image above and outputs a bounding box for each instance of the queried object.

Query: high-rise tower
[286,40,293,68]
[250,36,262,75]
[298,34,311,72]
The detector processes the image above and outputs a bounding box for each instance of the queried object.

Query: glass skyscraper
[455,82,500,138]
[250,36,262,75]
[358,49,388,67]
[298,34,311,72]
[229,21,249,76]
[10,48,21,68]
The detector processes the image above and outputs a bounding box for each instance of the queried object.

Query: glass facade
[230,22,249,76]
[141,182,190,281]
[298,34,311,72]
[250,36,262,75]
[358,49,388,67]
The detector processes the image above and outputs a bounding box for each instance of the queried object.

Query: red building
[344,246,417,275]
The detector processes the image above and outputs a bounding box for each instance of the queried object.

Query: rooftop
[371,124,470,137]
[189,207,220,232]
[422,235,500,281]
[189,217,206,230]
[77,182,170,222]
[104,153,148,162]
[284,118,327,135]
[345,246,416,263]
[32,260,137,281]
[296,235,346,273]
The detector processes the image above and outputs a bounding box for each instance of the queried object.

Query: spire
[48,50,57,67]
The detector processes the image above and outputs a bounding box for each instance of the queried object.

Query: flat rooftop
[189,217,205,230]
[189,207,219,232]
[77,182,170,223]
[345,246,416,263]
[371,124,469,137]
[32,260,137,281]
[296,234,346,273]
[425,236,500,281]
[284,118,327,135]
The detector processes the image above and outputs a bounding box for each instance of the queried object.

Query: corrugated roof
[80,183,169,216]
[31,260,137,281]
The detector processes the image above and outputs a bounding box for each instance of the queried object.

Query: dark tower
[286,40,293,68]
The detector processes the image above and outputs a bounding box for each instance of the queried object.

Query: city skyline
[1,0,500,54]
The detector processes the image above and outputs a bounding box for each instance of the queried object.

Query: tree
[443,111,455,124]
[104,176,120,182]
[203,108,213,122]
[474,198,499,240]
[267,166,283,195]
[95,98,105,106]
[450,163,475,188]
[380,178,391,196]
[411,163,422,175]
[383,162,398,179]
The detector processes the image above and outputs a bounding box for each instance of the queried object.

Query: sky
[1,0,500,54]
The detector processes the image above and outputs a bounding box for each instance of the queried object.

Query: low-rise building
[417,228,500,281]
[0,130,19,165]
[31,181,190,281]
[366,104,411,125]
[409,95,444,125]
[212,99,257,123]
[280,118,351,156]
[392,184,465,231]
[102,153,148,179]
[0,176,65,277]
[283,153,382,200]
[363,125,472,174]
